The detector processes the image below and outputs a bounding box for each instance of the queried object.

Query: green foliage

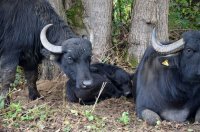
[118,111,130,125]
[21,114,35,121]
[112,0,133,66]
[3,102,50,127]
[66,0,84,28]
[128,55,138,68]
[4,102,22,119]
[169,0,200,30]
[84,110,95,121]
[63,126,72,132]
[112,0,133,44]
[10,66,24,89]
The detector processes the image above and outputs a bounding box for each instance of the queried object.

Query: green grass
[2,102,51,129]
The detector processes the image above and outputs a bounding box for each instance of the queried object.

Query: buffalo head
[40,24,93,88]
[152,29,200,83]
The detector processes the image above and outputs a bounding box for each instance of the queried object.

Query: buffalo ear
[158,53,179,68]
[82,35,89,40]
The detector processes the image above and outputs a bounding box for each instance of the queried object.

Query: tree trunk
[81,0,113,63]
[81,0,93,49]
[40,0,67,80]
[48,0,67,22]
[63,0,76,10]
[128,0,169,65]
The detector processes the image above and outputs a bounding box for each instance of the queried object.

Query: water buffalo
[90,63,132,97]
[66,63,133,105]
[0,0,93,106]
[135,29,200,125]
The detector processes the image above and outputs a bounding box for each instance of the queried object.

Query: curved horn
[40,24,62,53]
[152,28,184,54]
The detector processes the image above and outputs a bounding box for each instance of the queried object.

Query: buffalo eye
[184,48,194,56]
[67,57,74,63]
[64,54,74,64]
[187,48,192,53]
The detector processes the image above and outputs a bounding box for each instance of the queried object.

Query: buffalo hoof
[195,108,200,122]
[29,90,41,100]
[160,108,188,122]
[141,109,161,125]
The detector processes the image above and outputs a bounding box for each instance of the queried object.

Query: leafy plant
[10,66,25,89]
[63,126,71,132]
[2,102,50,127]
[112,0,133,45]
[4,102,22,119]
[84,110,95,121]
[21,114,35,121]
[111,0,134,66]
[169,0,200,30]
[118,111,130,125]
[66,0,84,28]
[20,104,49,121]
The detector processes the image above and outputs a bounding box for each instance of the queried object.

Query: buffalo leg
[0,69,16,107]
[0,53,19,107]
[24,67,40,100]
[195,107,200,122]
[160,108,189,122]
[141,109,161,125]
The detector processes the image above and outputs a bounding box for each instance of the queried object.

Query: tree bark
[48,0,67,22]
[63,0,76,10]
[40,0,67,80]
[128,0,169,64]
[81,0,113,63]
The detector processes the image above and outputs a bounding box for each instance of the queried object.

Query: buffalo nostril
[82,80,92,86]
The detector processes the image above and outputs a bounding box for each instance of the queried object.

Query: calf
[66,63,133,104]
[90,63,132,97]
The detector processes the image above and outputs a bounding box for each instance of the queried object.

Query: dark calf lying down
[66,73,121,105]
[90,63,133,97]
[66,63,132,105]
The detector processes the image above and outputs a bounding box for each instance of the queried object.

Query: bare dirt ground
[1,78,200,132]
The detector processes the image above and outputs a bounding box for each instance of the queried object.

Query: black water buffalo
[0,0,93,106]
[90,63,132,97]
[135,29,200,125]
[66,63,133,105]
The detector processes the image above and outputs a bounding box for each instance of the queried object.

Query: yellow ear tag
[162,59,169,66]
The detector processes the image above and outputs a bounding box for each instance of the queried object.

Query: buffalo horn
[40,24,62,53]
[152,28,184,54]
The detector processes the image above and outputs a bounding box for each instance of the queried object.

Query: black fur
[135,31,200,125]
[66,72,122,105]
[90,63,133,97]
[66,63,133,105]
[0,0,93,104]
